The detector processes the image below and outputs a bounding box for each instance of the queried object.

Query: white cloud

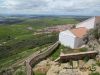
[0,0,100,15]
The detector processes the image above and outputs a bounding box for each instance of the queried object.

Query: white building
[59,27,87,49]
[76,16,100,29]
[59,16,100,49]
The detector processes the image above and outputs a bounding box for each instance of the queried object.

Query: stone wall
[25,41,59,75]
[60,51,98,62]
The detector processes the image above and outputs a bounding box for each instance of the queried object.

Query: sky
[0,0,100,16]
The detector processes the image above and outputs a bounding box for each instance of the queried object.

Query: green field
[0,17,79,71]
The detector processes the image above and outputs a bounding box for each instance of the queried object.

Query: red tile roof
[70,27,88,38]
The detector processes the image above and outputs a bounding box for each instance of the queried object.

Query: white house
[59,27,87,48]
[59,16,100,49]
[76,16,100,29]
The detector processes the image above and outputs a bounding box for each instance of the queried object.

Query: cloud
[0,0,100,15]
[1,0,49,10]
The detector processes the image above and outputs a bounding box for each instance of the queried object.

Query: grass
[89,72,100,75]
[0,25,32,43]
[61,46,72,53]
[79,47,88,52]
[50,45,66,60]
[0,47,38,69]
[14,66,26,75]
[15,70,26,75]
[34,71,46,75]
[50,45,77,60]
[0,65,26,75]
[50,45,89,61]
[0,33,58,68]
[0,17,78,44]
[20,18,79,28]
[0,44,51,69]
[62,47,88,54]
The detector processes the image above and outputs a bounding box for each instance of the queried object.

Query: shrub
[79,47,88,52]
[83,56,89,62]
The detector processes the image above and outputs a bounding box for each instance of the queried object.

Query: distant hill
[0,15,91,25]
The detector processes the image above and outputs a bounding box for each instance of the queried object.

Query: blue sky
[0,0,100,15]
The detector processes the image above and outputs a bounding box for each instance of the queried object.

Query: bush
[79,47,88,52]
[83,56,89,62]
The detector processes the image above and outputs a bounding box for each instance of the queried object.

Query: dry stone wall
[25,41,59,75]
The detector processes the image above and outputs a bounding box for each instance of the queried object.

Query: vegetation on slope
[14,66,26,75]
[0,33,58,69]
[87,24,100,43]
[0,17,79,70]
[50,45,66,60]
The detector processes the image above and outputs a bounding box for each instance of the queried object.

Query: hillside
[0,16,82,74]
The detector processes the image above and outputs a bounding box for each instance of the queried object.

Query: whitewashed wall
[95,16,100,25]
[74,37,80,48]
[59,30,76,48]
[59,30,85,49]
[74,37,84,48]
[76,17,95,29]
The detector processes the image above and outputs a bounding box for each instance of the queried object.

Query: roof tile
[70,27,88,38]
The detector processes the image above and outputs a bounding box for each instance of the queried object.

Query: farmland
[0,15,81,71]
